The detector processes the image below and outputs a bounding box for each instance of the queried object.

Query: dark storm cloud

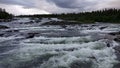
[0,0,35,8]
[0,0,120,15]
[0,0,120,10]
[47,0,96,9]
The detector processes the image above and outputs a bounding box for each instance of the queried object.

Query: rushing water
[0,18,120,68]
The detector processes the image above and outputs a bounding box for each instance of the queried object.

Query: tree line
[19,8,120,23]
[0,8,13,19]
[59,8,120,23]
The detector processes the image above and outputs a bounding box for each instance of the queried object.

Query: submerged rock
[1,54,57,68]
[42,21,80,25]
[113,63,120,68]
[99,26,107,30]
[113,46,120,68]
[70,60,93,68]
[26,32,40,38]
[114,46,120,61]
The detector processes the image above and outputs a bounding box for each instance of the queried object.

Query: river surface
[0,18,120,68]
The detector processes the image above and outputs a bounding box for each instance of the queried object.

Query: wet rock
[19,22,23,24]
[61,25,67,28]
[0,33,4,36]
[114,38,120,42]
[24,21,34,24]
[88,56,96,60]
[14,30,19,32]
[91,24,97,27]
[108,31,120,36]
[35,19,41,23]
[70,60,92,68]
[26,34,35,38]
[114,46,120,61]
[26,32,40,38]
[0,25,9,29]
[106,43,111,47]
[55,48,78,52]
[105,40,113,47]
[42,21,80,25]
[5,30,19,33]
[63,48,78,51]
[56,66,67,68]
[99,26,107,30]
[106,31,120,42]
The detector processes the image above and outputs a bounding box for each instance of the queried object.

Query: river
[0,18,120,68]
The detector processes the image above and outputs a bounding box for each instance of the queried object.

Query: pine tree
[0,8,13,19]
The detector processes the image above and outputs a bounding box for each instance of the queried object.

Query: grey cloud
[0,0,35,8]
[0,0,120,15]
[47,0,96,9]
[108,0,120,8]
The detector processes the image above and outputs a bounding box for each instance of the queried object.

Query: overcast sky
[0,0,120,15]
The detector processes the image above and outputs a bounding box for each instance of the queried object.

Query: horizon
[0,0,120,15]
[16,8,120,16]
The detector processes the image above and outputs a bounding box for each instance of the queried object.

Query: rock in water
[70,60,92,68]
[26,33,35,38]
[114,38,120,42]
[113,46,120,68]
[99,26,107,30]
[108,32,120,36]
[0,25,9,29]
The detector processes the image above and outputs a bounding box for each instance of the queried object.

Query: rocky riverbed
[0,18,120,68]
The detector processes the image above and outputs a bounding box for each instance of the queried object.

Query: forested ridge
[1,8,119,23]
[19,8,120,23]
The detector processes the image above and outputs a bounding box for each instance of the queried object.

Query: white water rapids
[0,18,120,68]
